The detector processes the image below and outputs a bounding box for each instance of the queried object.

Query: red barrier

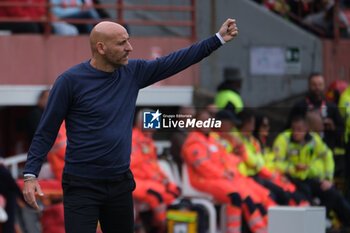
[322,39,350,86]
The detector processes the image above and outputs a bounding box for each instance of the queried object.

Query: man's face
[291,120,308,143]
[39,90,50,109]
[103,30,133,68]
[220,120,234,132]
[308,75,325,100]
[240,117,255,136]
[258,117,270,138]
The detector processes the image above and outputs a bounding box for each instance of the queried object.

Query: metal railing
[2,140,171,179]
[3,153,27,179]
[0,0,197,38]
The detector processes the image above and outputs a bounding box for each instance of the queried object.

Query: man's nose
[126,42,133,52]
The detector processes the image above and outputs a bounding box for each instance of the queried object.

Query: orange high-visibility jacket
[181,131,271,204]
[131,128,168,183]
[47,121,66,182]
[182,131,239,180]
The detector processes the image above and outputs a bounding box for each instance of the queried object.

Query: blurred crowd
[0,0,109,35]
[1,0,349,38]
[252,0,350,38]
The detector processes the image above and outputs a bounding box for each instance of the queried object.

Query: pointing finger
[36,183,44,197]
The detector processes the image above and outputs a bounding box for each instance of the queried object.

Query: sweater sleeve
[135,35,222,89]
[23,76,72,176]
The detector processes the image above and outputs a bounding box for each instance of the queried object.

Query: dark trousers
[253,176,308,205]
[252,176,290,205]
[289,177,350,226]
[345,140,350,201]
[62,170,136,233]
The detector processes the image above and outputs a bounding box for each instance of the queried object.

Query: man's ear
[96,42,106,55]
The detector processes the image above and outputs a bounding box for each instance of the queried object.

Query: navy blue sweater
[24,35,222,179]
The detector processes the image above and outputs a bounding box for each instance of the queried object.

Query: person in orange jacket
[47,121,67,183]
[181,110,276,233]
[131,110,180,233]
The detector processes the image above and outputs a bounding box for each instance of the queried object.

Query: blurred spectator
[205,104,219,117]
[305,110,325,133]
[26,89,50,142]
[47,121,66,182]
[0,0,78,35]
[253,115,271,155]
[234,110,308,206]
[132,110,180,233]
[91,0,109,18]
[338,85,350,201]
[215,67,244,114]
[264,0,291,18]
[303,0,350,37]
[253,115,277,172]
[169,106,195,174]
[182,110,274,233]
[0,0,43,33]
[325,80,348,105]
[51,0,100,34]
[288,73,344,151]
[0,156,25,233]
[0,195,8,225]
[273,115,350,227]
[287,0,315,19]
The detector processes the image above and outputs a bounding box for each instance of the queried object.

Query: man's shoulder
[126,59,143,68]
[61,61,88,76]
[55,61,92,85]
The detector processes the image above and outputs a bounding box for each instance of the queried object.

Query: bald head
[90,21,127,54]
[89,21,133,72]
[306,111,324,134]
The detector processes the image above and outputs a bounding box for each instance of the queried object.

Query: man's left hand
[218,18,238,42]
[320,180,333,191]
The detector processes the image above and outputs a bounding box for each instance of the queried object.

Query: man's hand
[218,18,238,42]
[23,179,44,210]
[320,180,333,191]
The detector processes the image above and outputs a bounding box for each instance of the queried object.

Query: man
[182,110,275,233]
[22,20,238,233]
[273,115,350,227]
[214,68,244,114]
[132,110,180,233]
[288,73,344,150]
